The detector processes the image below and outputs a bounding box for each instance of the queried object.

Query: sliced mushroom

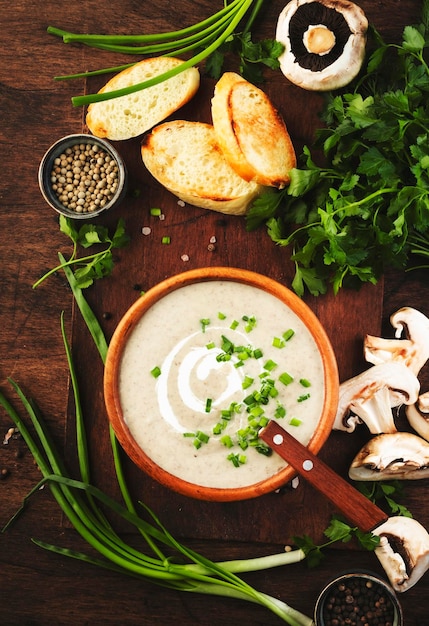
[364,307,429,376]
[349,432,429,481]
[406,391,429,442]
[333,362,420,434]
[373,516,429,592]
[276,0,368,91]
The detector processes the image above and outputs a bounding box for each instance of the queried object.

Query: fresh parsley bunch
[247,1,429,296]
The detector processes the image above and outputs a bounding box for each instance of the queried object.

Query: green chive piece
[221,435,234,448]
[196,430,210,443]
[200,318,210,332]
[297,393,311,403]
[279,372,294,386]
[230,320,239,330]
[161,236,170,244]
[205,398,212,413]
[242,375,254,390]
[253,348,263,359]
[151,366,161,378]
[217,312,226,320]
[300,378,311,387]
[150,207,162,216]
[264,359,277,371]
[206,341,215,350]
[275,404,286,418]
[272,336,285,349]
[289,417,302,427]
[283,329,295,341]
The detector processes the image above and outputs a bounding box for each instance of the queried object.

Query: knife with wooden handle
[259,420,388,533]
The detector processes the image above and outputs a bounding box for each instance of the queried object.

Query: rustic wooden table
[1,1,428,624]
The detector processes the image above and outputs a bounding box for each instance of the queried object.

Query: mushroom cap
[365,307,429,376]
[349,432,429,481]
[333,361,420,434]
[276,0,368,91]
[373,516,429,592]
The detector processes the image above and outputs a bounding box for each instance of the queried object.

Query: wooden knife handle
[259,420,388,533]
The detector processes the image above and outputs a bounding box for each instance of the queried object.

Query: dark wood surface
[1,1,428,624]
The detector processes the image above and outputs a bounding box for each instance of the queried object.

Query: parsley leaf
[293,515,380,568]
[33,216,130,289]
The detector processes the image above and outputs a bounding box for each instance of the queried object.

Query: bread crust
[211,72,296,188]
[86,57,200,141]
[141,120,262,215]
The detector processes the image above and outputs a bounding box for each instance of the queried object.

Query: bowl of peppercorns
[314,571,403,626]
[38,134,127,219]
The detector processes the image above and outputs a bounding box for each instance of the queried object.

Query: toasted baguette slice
[211,72,296,188]
[141,120,262,215]
[86,57,200,141]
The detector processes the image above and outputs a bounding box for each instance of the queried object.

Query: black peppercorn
[320,575,398,626]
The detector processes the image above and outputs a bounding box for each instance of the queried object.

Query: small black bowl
[38,134,127,219]
[314,571,403,626]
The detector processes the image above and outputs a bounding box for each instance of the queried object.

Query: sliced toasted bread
[86,57,200,141]
[211,72,296,188]
[141,120,262,215]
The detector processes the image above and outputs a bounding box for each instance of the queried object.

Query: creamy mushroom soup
[119,280,325,489]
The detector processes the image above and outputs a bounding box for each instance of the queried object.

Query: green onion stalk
[47,0,267,106]
[0,254,314,626]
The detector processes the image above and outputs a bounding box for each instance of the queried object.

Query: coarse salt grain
[142,227,151,236]
[177,200,185,207]
[210,236,217,244]
[181,254,190,262]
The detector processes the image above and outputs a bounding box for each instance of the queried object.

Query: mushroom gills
[276,0,368,91]
[288,2,351,71]
[373,516,429,592]
[349,432,429,481]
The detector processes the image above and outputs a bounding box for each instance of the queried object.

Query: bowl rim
[38,133,127,219]
[313,570,403,625]
[104,266,339,501]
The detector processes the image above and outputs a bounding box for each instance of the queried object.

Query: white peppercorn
[50,142,119,214]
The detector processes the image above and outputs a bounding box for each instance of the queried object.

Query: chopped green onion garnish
[161,236,170,244]
[279,372,294,386]
[230,319,239,330]
[216,352,231,362]
[221,335,234,353]
[206,341,215,349]
[289,417,302,427]
[221,435,234,448]
[300,378,311,387]
[150,365,161,378]
[272,336,285,349]
[200,318,210,332]
[253,348,263,359]
[297,393,311,403]
[196,430,210,443]
[283,329,295,341]
[263,359,277,371]
[217,312,226,320]
[205,398,213,413]
[242,375,254,390]
[242,315,256,332]
[275,404,286,418]
[150,207,162,216]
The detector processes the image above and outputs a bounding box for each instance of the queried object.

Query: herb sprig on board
[33,216,129,289]
[294,516,380,568]
[248,2,429,296]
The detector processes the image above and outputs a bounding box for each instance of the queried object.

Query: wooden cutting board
[64,67,384,546]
